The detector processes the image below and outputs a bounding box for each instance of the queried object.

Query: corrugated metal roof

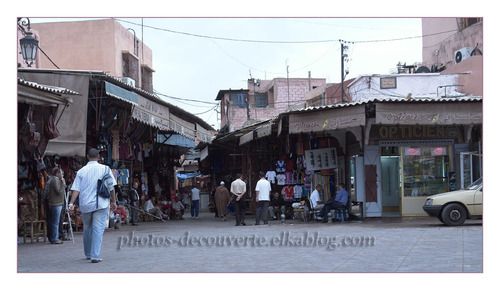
[286,96,482,114]
[18,78,80,95]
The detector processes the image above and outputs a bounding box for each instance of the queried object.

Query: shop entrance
[381,147,401,216]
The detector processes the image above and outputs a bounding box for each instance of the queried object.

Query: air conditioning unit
[121,77,136,87]
[454,47,474,64]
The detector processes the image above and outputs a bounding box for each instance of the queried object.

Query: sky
[27,16,423,130]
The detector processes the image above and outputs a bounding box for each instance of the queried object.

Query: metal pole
[341,42,345,104]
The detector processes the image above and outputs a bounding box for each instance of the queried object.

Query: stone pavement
[17,212,483,273]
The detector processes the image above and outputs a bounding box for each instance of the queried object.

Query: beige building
[26,19,154,93]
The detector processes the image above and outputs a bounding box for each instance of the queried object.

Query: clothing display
[265,171,277,184]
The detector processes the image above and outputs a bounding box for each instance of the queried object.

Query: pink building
[19,19,155,93]
[216,77,326,132]
[422,17,482,96]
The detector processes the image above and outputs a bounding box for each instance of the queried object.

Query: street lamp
[18,18,38,67]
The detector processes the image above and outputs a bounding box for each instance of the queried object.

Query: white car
[423,177,482,226]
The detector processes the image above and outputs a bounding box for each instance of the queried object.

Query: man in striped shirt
[69,148,117,263]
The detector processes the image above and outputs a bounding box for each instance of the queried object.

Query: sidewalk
[17,212,483,273]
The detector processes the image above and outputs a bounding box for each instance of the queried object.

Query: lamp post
[18,18,39,67]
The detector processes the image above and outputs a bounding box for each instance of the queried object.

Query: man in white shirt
[69,148,117,263]
[255,171,272,225]
[190,184,200,219]
[308,184,324,219]
[230,173,247,226]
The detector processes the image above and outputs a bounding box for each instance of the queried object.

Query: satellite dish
[415,66,431,73]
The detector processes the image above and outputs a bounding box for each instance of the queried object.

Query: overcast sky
[28,17,423,129]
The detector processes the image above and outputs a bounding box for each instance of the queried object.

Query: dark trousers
[255,201,270,224]
[321,201,345,221]
[233,197,246,225]
[131,202,139,224]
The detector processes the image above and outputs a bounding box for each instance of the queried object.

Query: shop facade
[211,97,482,219]
[18,69,213,224]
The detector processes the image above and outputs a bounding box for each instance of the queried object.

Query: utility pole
[340,41,350,104]
[286,61,290,108]
[341,42,345,104]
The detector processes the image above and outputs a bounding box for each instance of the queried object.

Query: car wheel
[441,203,467,226]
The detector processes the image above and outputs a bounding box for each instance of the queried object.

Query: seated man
[171,197,185,220]
[320,183,348,223]
[268,192,286,220]
[144,197,167,220]
[305,184,325,219]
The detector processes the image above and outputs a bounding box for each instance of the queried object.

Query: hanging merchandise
[276,157,286,173]
[276,173,286,185]
[265,170,277,184]
[281,186,294,202]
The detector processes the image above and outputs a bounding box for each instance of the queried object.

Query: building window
[122,52,139,83]
[141,66,153,93]
[255,92,268,108]
[230,93,247,108]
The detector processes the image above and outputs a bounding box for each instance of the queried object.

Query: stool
[334,208,348,222]
[23,220,47,243]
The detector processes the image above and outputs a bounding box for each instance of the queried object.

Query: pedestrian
[214,181,231,222]
[42,170,54,240]
[68,148,117,263]
[48,167,66,244]
[190,184,200,219]
[255,171,272,225]
[230,173,247,226]
[129,181,140,226]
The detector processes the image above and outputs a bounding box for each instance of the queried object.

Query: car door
[472,186,483,216]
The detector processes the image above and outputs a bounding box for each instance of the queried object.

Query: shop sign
[131,95,170,130]
[304,148,338,171]
[289,106,365,134]
[377,125,459,139]
[170,114,196,140]
[376,102,482,125]
[196,123,212,144]
[380,77,397,89]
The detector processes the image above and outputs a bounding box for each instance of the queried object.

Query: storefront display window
[403,146,450,197]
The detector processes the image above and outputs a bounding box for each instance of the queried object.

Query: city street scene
[15,10,488,286]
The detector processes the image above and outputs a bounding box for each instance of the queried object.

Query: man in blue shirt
[320,183,348,223]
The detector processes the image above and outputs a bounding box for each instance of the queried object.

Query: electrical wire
[114,18,460,45]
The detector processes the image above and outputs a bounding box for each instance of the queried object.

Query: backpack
[97,166,114,198]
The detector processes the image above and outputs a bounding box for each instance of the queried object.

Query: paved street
[17,213,483,273]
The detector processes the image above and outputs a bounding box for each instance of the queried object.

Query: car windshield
[466,177,482,190]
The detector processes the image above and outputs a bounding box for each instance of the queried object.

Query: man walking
[68,148,117,263]
[230,173,247,226]
[255,171,272,225]
[48,167,66,244]
[190,184,200,219]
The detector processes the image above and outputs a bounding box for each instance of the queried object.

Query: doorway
[381,147,401,216]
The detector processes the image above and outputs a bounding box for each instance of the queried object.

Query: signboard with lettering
[289,106,365,134]
[380,77,397,89]
[131,95,170,130]
[305,148,338,171]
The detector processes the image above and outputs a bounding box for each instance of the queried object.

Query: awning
[289,105,365,134]
[239,131,254,145]
[104,81,138,104]
[157,132,196,148]
[256,123,272,138]
[170,114,196,140]
[131,94,170,130]
[196,123,212,144]
[375,102,483,125]
[177,172,202,183]
[200,147,209,161]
